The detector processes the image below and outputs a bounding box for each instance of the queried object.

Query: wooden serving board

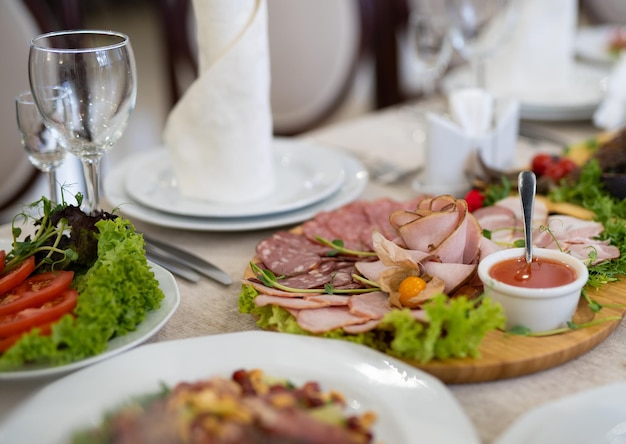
[244,256,626,384]
[412,279,626,383]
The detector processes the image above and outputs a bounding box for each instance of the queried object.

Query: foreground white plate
[105,148,368,231]
[0,331,479,444]
[125,139,346,218]
[0,240,180,380]
[442,63,608,121]
[495,383,626,444]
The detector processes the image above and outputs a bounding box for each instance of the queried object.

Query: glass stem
[81,156,102,214]
[473,58,487,90]
[47,170,58,203]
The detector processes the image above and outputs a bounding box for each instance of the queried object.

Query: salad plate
[441,62,608,121]
[495,383,626,444]
[105,149,368,232]
[0,331,480,444]
[125,138,346,218]
[0,243,180,380]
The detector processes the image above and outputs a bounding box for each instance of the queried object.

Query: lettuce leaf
[240,286,505,363]
[0,218,164,371]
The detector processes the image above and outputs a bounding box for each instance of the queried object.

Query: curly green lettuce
[0,217,164,371]
[239,285,505,363]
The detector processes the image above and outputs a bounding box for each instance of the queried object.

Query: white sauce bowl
[478,248,589,333]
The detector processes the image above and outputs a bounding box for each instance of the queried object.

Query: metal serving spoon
[518,170,537,279]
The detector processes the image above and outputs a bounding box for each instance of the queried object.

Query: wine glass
[15,88,68,203]
[28,30,137,213]
[407,12,453,98]
[445,0,518,89]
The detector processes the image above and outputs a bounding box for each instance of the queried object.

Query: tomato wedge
[0,256,35,295]
[0,288,77,338]
[0,270,74,316]
[0,319,56,353]
[0,250,5,274]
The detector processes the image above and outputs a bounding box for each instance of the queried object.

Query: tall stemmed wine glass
[445,0,518,89]
[407,12,453,99]
[28,30,137,213]
[15,88,68,203]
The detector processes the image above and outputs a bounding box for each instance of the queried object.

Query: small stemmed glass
[445,0,518,88]
[15,88,67,203]
[28,30,137,213]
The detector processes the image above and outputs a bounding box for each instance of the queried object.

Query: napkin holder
[594,52,626,131]
[419,98,519,197]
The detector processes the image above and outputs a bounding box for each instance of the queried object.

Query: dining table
[0,96,624,444]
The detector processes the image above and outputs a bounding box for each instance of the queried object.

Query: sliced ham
[342,319,381,334]
[296,307,370,334]
[303,295,351,306]
[348,291,391,319]
[421,262,477,294]
[243,279,322,298]
[255,294,330,310]
[354,260,387,282]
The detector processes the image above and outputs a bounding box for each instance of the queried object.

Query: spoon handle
[519,171,537,263]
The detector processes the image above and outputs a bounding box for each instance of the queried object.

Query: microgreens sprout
[314,237,377,257]
[507,316,621,337]
[250,262,380,295]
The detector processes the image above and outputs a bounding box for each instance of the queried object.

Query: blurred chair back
[0,0,40,212]
[157,0,408,135]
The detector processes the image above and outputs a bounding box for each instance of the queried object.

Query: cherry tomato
[0,256,35,295]
[531,153,556,176]
[0,288,77,337]
[557,157,577,176]
[0,250,5,274]
[544,162,569,181]
[0,319,56,353]
[0,270,74,316]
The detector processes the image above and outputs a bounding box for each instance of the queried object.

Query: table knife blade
[143,236,233,285]
[145,249,201,283]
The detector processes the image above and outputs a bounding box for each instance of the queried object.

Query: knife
[143,235,233,285]
[145,247,201,283]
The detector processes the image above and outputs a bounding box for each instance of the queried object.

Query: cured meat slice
[243,279,322,298]
[421,262,477,294]
[296,307,370,333]
[303,295,350,306]
[354,260,387,282]
[255,294,330,310]
[256,231,327,276]
[342,319,381,334]
[348,291,391,319]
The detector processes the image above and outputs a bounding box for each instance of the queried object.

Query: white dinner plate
[0,239,180,380]
[0,331,480,444]
[125,138,346,218]
[441,62,608,121]
[495,383,626,444]
[575,25,621,65]
[104,148,368,232]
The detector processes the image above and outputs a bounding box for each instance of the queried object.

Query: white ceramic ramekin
[478,247,589,332]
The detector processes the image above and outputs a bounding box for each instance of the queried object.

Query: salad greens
[240,286,505,363]
[550,159,626,288]
[0,196,164,371]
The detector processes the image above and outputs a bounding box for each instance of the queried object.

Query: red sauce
[490,256,576,289]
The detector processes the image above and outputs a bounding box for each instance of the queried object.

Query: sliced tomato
[0,288,77,338]
[0,319,56,353]
[0,270,74,316]
[0,256,35,295]
[0,250,5,274]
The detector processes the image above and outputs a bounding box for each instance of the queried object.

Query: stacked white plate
[104,138,368,231]
[441,62,609,122]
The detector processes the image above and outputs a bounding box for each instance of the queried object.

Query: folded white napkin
[162,0,274,204]
[486,0,577,97]
[421,88,519,197]
[593,52,626,130]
